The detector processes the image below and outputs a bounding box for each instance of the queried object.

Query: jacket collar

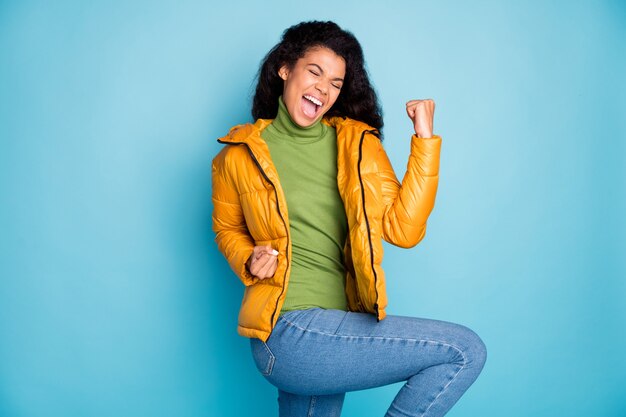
[217,116,359,145]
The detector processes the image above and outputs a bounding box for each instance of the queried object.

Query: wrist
[415,130,433,138]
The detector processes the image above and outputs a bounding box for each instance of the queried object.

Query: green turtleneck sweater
[262,97,348,315]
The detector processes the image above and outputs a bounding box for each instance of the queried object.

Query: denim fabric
[250,308,486,417]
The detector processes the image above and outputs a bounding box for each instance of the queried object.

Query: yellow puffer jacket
[212,116,442,342]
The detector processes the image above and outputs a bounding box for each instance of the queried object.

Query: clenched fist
[246,245,279,280]
[406,99,435,138]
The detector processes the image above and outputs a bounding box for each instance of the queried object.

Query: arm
[379,98,442,247]
[377,134,442,248]
[211,151,258,286]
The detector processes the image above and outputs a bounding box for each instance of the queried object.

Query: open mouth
[301,94,323,119]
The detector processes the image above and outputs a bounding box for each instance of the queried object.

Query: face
[278,46,346,127]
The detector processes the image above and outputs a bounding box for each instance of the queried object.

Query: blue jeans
[250,308,487,417]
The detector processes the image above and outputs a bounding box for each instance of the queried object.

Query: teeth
[304,95,322,106]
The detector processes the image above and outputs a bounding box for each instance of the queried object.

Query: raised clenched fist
[406,99,435,138]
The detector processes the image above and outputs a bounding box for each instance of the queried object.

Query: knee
[460,325,487,371]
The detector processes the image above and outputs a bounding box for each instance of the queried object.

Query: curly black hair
[252,21,383,131]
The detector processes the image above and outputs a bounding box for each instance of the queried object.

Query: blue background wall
[1,1,625,416]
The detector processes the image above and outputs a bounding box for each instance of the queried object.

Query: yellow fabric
[212,116,442,342]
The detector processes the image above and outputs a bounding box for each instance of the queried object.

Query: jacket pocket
[250,338,275,376]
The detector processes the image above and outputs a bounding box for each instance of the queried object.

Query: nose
[315,80,328,96]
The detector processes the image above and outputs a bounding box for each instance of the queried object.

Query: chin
[295,117,317,127]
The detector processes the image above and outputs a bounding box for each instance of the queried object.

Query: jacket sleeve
[376,134,442,248]
[211,152,259,286]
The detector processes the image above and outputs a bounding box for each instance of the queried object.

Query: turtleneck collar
[267,96,327,143]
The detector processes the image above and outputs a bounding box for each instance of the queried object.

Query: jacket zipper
[217,139,290,327]
[357,130,381,320]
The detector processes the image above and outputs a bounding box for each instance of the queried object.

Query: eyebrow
[307,63,344,82]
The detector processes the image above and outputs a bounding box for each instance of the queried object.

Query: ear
[278,65,289,81]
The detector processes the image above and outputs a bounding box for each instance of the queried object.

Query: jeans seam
[279,316,468,363]
[307,395,317,417]
[420,362,465,417]
[261,341,275,376]
[333,311,350,335]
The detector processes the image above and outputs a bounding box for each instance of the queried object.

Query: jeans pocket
[250,338,275,376]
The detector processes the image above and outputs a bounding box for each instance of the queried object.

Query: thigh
[252,308,484,396]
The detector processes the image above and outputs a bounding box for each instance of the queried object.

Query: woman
[212,20,486,417]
